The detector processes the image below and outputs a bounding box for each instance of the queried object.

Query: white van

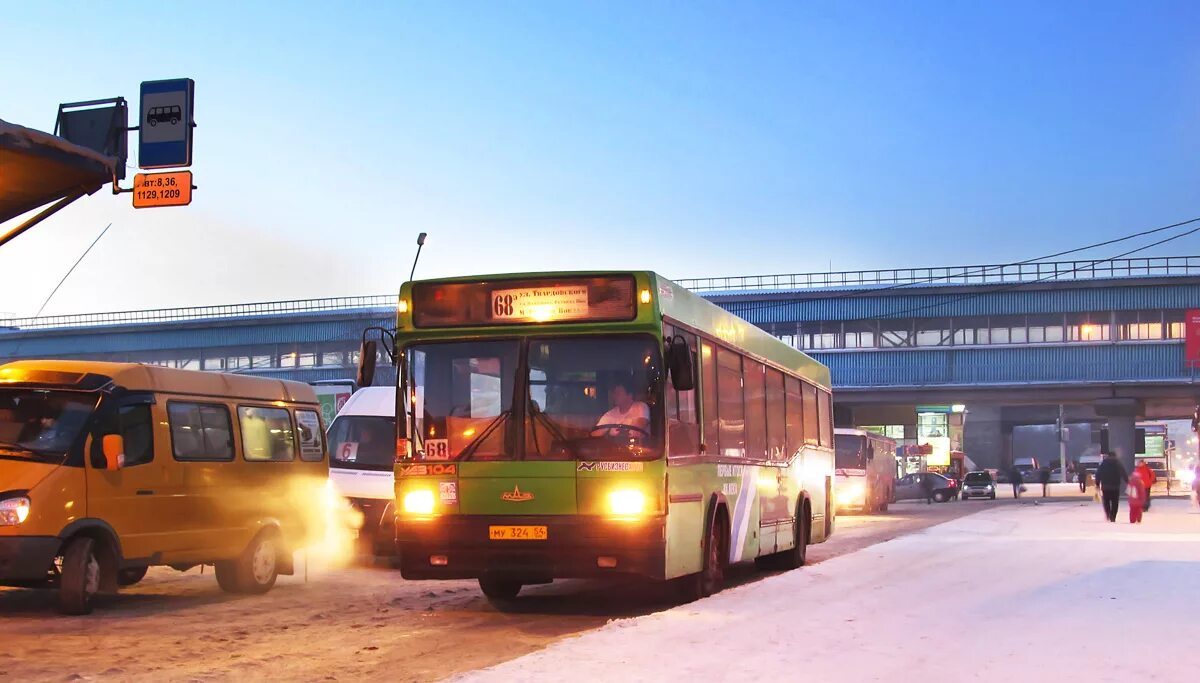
[326,387,396,555]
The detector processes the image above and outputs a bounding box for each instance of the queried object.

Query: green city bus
[381,271,836,601]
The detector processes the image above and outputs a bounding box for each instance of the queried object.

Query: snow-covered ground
[458,499,1200,683]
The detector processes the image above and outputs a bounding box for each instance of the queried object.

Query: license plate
[488,525,548,541]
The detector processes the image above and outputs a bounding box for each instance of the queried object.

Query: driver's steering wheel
[589,423,651,439]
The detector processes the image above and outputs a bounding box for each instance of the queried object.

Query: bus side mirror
[666,337,694,392]
[356,340,378,388]
[101,434,125,471]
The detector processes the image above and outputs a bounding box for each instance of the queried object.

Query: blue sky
[2,1,1199,316]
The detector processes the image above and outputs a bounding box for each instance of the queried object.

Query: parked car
[895,472,957,503]
[1049,467,1075,483]
[960,470,997,500]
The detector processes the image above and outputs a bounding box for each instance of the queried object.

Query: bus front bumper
[396,515,666,581]
[0,536,59,583]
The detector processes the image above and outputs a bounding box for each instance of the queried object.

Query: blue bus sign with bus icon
[139,78,194,169]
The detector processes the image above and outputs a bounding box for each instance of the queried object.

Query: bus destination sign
[132,171,193,209]
[491,285,589,322]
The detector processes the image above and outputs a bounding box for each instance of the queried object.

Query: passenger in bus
[593,380,650,437]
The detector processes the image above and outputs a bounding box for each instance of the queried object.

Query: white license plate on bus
[488,525,548,541]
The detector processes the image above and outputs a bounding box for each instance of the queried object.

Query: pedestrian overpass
[2,257,1197,471]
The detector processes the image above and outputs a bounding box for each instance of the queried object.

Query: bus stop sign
[138,78,194,169]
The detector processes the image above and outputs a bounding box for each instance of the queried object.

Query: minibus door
[85,397,178,561]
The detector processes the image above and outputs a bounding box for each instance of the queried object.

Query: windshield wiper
[0,440,37,454]
[459,410,512,460]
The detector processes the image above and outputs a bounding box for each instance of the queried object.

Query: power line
[721,214,1200,317]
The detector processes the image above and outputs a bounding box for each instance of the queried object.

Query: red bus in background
[834,428,899,513]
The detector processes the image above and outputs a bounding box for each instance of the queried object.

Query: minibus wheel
[217,531,281,595]
[59,537,101,615]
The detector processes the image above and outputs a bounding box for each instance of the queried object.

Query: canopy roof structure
[0,118,115,224]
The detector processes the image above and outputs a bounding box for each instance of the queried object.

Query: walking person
[1009,466,1023,499]
[920,473,936,505]
[1128,468,1147,524]
[1078,465,1089,494]
[1134,460,1156,512]
[1038,465,1051,498]
[1096,452,1129,523]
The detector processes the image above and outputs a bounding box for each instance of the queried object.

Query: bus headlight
[402,489,436,515]
[608,489,646,516]
[0,496,30,526]
[837,483,865,506]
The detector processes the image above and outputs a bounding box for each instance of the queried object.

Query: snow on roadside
[454,500,1200,683]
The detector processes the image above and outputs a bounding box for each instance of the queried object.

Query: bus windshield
[328,415,396,471]
[834,434,866,469]
[405,335,663,461]
[0,389,97,464]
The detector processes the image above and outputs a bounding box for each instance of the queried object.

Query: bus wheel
[59,537,102,615]
[117,567,149,587]
[479,577,522,601]
[777,505,809,570]
[679,512,727,601]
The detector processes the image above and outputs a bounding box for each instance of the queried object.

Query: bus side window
[716,346,745,459]
[801,382,819,446]
[784,375,804,458]
[765,368,786,461]
[665,325,699,457]
[700,339,718,455]
[743,360,766,461]
[817,390,833,447]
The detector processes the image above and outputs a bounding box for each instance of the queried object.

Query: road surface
[0,500,981,681]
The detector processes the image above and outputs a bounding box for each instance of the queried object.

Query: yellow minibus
[0,360,328,614]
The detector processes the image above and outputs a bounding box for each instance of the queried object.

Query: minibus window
[168,402,235,461]
[92,404,155,468]
[239,406,296,462]
[294,409,325,462]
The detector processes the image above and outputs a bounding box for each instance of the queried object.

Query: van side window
[91,403,154,468]
[239,406,296,462]
[294,409,325,462]
[119,405,155,467]
[168,402,234,461]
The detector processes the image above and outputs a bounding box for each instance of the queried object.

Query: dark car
[895,472,957,503]
[961,470,997,500]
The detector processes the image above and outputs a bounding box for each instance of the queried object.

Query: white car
[960,471,997,500]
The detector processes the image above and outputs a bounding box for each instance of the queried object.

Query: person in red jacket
[1134,461,1157,512]
[1128,470,1147,524]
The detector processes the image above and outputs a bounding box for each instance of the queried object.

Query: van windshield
[328,416,395,472]
[0,389,97,464]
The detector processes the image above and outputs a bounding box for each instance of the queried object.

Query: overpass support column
[1095,399,1143,474]
[963,405,1003,471]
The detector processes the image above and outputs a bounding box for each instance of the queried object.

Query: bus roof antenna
[409,232,428,282]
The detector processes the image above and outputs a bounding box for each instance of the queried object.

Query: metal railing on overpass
[0,295,399,331]
[676,256,1200,292]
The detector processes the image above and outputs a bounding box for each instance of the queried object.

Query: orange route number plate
[133,171,192,208]
[488,525,547,541]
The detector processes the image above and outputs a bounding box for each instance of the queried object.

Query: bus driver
[593,380,650,438]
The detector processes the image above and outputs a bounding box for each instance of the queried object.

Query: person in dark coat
[1009,466,1023,499]
[1077,465,1089,493]
[920,473,936,504]
[1038,466,1051,497]
[1096,452,1129,523]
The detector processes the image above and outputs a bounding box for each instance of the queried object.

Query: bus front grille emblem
[501,485,534,502]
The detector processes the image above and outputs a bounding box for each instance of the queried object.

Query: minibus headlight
[0,496,30,526]
[608,489,646,516]
[402,489,436,515]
